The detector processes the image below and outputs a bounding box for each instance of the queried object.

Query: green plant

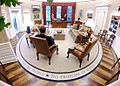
[0,16,10,31]
[0,0,20,7]
[0,0,20,31]
[47,0,53,5]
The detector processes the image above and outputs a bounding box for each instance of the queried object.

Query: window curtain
[61,6,68,18]
[42,2,76,25]
[51,6,56,20]
[42,2,47,25]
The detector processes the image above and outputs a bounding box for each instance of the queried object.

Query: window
[11,11,19,31]
[67,6,72,22]
[56,6,61,20]
[10,8,23,32]
[46,6,51,22]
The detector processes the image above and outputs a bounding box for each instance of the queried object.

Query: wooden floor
[2,41,119,86]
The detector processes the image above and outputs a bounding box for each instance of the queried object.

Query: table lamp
[85,18,95,30]
[85,18,95,37]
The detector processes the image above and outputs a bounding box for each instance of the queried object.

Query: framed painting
[79,10,83,18]
[32,5,40,19]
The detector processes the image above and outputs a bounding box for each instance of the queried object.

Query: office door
[94,7,108,35]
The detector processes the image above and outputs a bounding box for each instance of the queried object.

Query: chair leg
[26,37,30,48]
[109,42,112,48]
[48,56,51,65]
[67,51,70,58]
[87,53,90,61]
[56,48,59,54]
[79,59,82,68]
[103,37,105,42]
[36,52,39,60]
[106,40,108,45]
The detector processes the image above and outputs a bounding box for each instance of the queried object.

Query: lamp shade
[85,18,95,31]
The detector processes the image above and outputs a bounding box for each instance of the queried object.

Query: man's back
[35,34,54,47]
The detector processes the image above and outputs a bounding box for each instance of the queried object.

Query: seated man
[35,26,55,47]
[63,13,67,21]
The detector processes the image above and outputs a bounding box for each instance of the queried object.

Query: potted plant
[47,0,53,5]
[0,0,20,43]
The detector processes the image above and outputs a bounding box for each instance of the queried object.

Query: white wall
[19,0,43,21]
[102,0,120,60]
[104,0,120,30]
[75,1,96,22]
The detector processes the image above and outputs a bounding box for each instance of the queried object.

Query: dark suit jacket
[35,34,55,47]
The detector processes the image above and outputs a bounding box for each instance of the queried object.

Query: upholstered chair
[74,21,83,25]
[74,21,83,30]
[75,33,89,45]
[106,34,116,48]
[30,36,58,65]
[67,38,98,67]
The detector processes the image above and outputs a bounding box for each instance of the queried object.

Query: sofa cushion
[69,29,79,41]
[73,24,78,30]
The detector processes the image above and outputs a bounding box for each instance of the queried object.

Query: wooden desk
[51,21,67,28]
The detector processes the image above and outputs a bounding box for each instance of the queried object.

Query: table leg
[26,37,30,48]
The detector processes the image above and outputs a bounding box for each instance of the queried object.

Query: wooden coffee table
[54,30,65,40]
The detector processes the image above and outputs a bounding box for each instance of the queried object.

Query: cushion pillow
[73,24,78,30]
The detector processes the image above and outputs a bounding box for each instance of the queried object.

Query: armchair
[30,36,58,65]
[67,38,98,67]
[74,21,83,25]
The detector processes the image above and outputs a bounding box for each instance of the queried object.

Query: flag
[52,12,54,20]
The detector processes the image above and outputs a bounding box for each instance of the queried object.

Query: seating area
[0,0,120,86]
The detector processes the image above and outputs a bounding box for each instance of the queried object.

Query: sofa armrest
[49,44,56,50]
